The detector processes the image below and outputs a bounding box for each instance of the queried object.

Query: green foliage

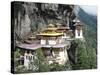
[14,48,27,73]
[83,24,97,69]
[72,39,97,69]
[14,48,20,58]
[35,48,50,72]
[50,63,71,71]
[14,48,21,68]
[72,40,89,69]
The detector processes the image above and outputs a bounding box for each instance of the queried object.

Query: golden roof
[48,24,55,28]
[37,31,63,37]
[36,23,64,36]
[47,27,57,31]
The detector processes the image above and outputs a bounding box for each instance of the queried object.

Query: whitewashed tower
[73,19,83,39]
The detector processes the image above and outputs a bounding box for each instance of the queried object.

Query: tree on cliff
[72,39,97,69]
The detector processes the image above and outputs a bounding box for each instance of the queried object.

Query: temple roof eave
[37,33,63,37]
[17,43,69,51]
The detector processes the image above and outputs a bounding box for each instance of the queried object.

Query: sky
[79,5,97,16]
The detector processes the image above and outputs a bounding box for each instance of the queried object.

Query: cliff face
[12,2,75,41]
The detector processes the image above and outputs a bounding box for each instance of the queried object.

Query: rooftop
[17,41,70,51]
[73,18,80,23]
[37,32,63,37]
[17,40,41,50]
[48,24,55,28]
[17,43,41,50]
[57,27,70,30]
[74,22,81,26]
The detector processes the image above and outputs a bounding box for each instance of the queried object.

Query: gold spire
[47,24,57,31]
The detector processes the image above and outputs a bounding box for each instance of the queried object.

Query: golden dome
[47,24,57,30]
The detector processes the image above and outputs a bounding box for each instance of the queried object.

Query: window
[29,56,33,60]
[43,49,52,57]
[53,50,59,57]
[77,30,80,36]
[26,55,28,59]
[46,40,49,45]
[53,50,59,54]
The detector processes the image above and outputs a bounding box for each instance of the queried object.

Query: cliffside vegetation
[72,39,97,69]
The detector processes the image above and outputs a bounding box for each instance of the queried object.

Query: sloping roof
[74,22,81,26]
[37,32,63,37]
[17,43,42,50]
[73,18,80,22]
[57,27,70,30]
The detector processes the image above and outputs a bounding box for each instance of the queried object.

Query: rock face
[12,2,75,41]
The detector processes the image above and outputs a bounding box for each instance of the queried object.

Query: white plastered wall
[75,29,83,39]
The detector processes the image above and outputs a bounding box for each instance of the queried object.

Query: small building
[73,19,83,39]
[17,41,41,70]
